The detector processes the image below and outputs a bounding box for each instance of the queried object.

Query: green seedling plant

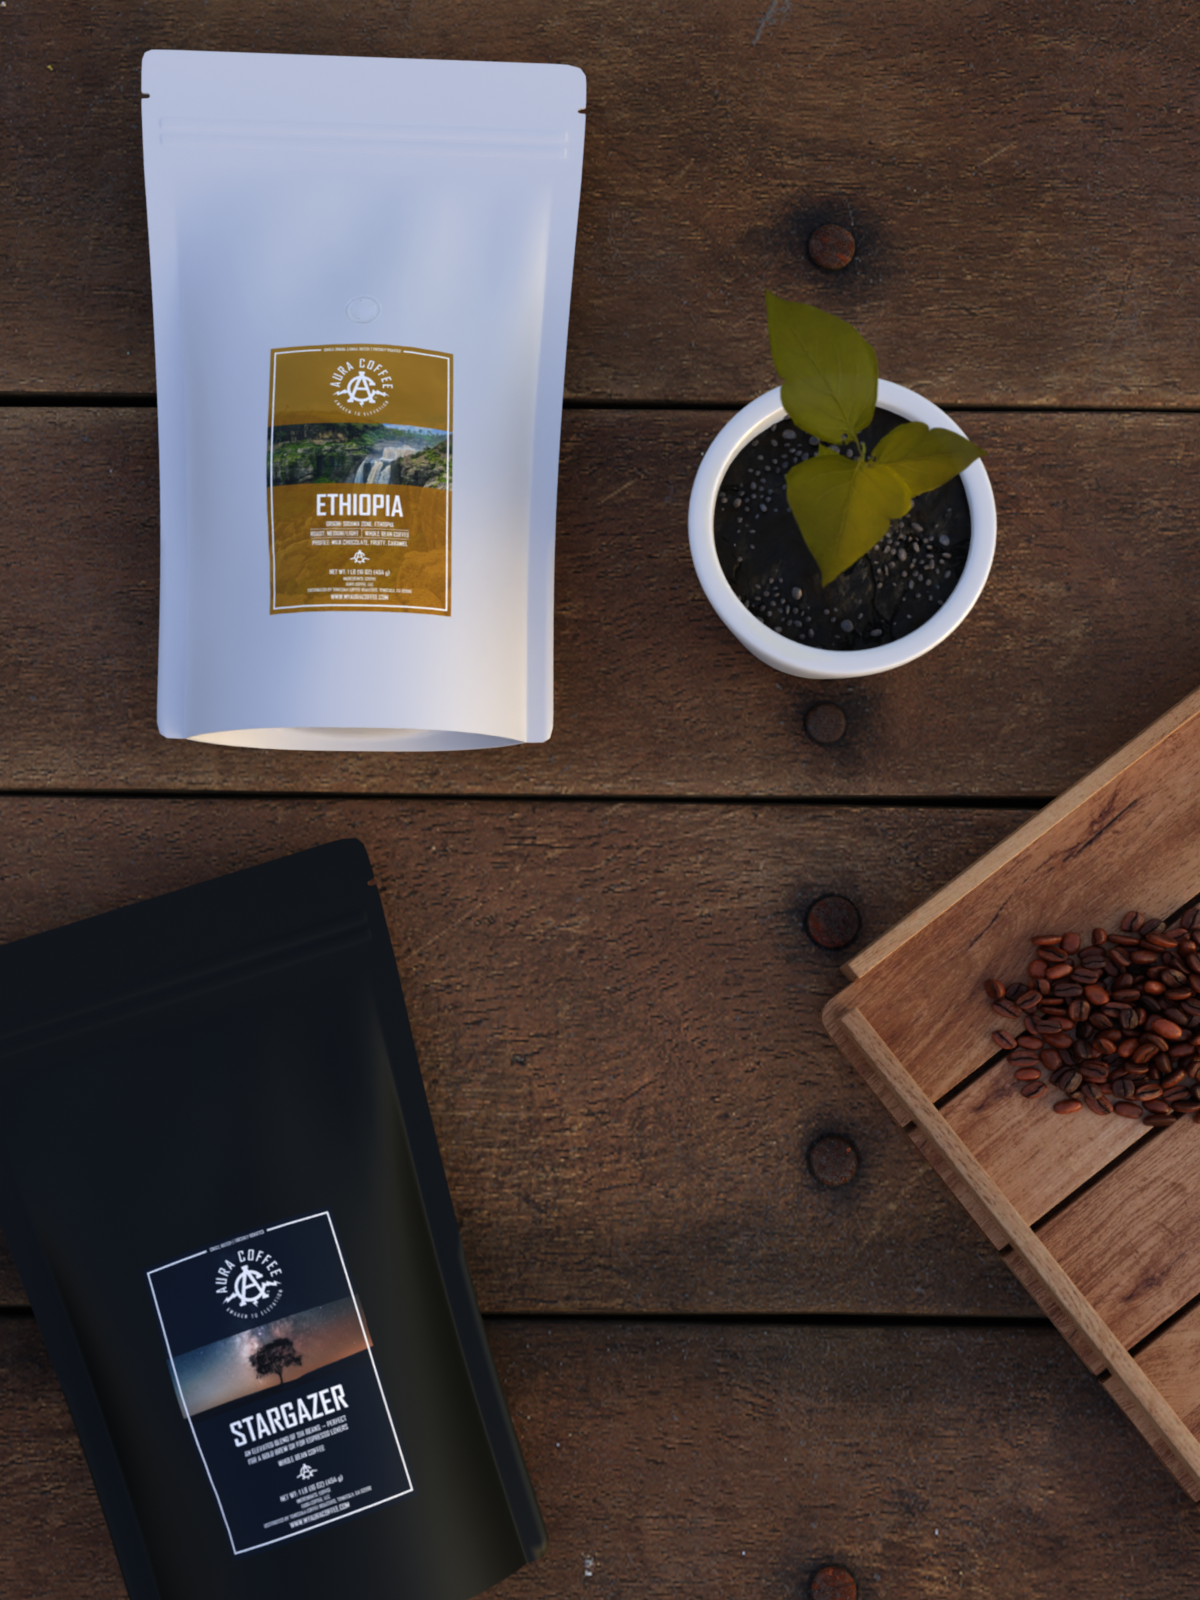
[766,292,984,588]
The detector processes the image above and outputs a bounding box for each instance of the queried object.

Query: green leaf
[871,422,984,496]
[766,293,878,443]
[785,452,912,588]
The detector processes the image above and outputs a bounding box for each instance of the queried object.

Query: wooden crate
[823,682,1200,1499]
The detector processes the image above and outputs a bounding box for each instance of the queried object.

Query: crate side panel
[1101,1369,1200,1501]
[1000,1247,1108,1374]
[1130,1300,1200,1437]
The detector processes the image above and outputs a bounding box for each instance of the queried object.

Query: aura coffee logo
[215,1245,284,1321]
[330,355,393,417]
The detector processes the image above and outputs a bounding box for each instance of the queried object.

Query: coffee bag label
[148,1211,413,1554]
[268,345,452,615]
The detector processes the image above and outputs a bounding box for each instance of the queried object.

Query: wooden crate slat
[8,407,1200,799]
[940,1057,1149,1224]
[822,998,1200,1495]
[1035,1119,1200,1351]
[7,3,1200,407]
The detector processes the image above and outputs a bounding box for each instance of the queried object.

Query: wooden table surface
[5,4,1200,1596]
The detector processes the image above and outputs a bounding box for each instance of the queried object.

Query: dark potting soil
[714,408,972,652]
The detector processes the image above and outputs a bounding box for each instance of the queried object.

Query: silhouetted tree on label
[249,1337,303,1386]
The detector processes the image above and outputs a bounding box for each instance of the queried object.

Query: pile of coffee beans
[984,908,1200,1123]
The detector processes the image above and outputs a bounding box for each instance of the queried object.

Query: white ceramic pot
[687,380,996,680]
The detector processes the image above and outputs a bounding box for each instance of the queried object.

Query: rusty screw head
[807,224,856,271]
[810,1567,857,1600]
[808,1135,860,1188]
[805,894,861,950]
[804,703,847,744]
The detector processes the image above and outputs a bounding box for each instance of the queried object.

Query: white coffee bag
[142,51,586,750]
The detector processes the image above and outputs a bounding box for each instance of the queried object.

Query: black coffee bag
[0,840,544,1600]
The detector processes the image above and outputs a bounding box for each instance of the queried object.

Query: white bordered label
[148,1211,413,1554]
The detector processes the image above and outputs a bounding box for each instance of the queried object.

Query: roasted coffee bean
[1082,1093,1109,1115]
[1146,1114,1176,1126]
[1079,1066,1109,1083]
[1143,980,1166,995]
[994,1000,1023,1018]
[984,979,1006,1000]
[1165,1008,1190,1025]
[1043,1031,1074,1048]
[1114,1101,1144,1118]
[1146,933,1175,950]
[1083,984,1110,1006]
[1092,928,1108,946]
[1040,1049,1062,1070]
[1062,932,1082,954]
[1053,1098,1084,1114]
[1151,1017,1184,1040]
[1061,1071,1083,1093]
[993,1030,1017,1050]
[1121,912,1138,932]
[1008,1051,1040,1065]
[1045,962,1073,980]
[1021,1082,1048,1098]
[1014,1067,1042,1081]
[1054,983,1083,998]
[1143,1099,1174,1115]
[1161,1070,1187,1089]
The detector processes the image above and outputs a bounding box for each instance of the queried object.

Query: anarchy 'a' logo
[214,1246,284,1321]
[330,356,394,417]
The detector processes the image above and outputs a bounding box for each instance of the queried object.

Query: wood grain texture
[0,796,1038,1319]
[1036,1118,1200,1350]
[5,3,1200,406]
[9,1312,1200,1600]
[6,407,1200,798]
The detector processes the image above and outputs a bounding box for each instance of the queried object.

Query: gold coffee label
[268,346,452,615]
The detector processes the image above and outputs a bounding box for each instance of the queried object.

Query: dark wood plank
[6,408,1200,797]
[0,797,1038,1317]
[7,1311,1200,1600]
[4,3,1200,405]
